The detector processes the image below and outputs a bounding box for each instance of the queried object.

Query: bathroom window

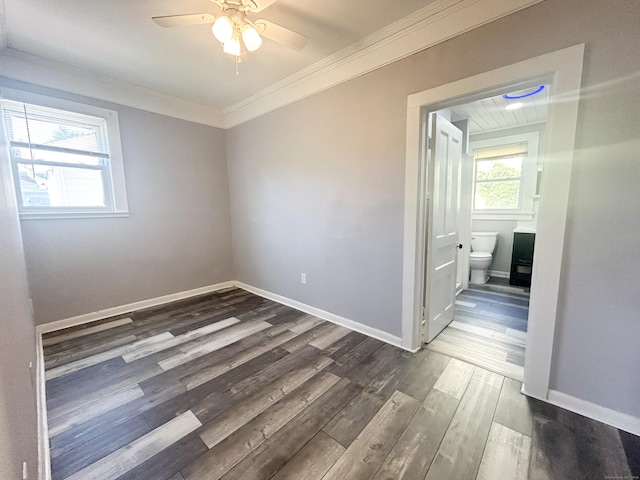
[1,88,128,219]
[471,132,539,220]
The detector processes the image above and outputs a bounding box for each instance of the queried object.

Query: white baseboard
[235,281,408,351]
[488,270,510,278]
[35,333,51,480]
[36,281,236,334]
[547,389,640,436]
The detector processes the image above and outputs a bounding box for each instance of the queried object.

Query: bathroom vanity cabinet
[510,230,536,287]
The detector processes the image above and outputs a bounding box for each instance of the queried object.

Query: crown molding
[0,0,543,130]
[0,49,226,129]
[223,0,545,128]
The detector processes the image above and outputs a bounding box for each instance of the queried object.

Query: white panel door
[423,113,463,343]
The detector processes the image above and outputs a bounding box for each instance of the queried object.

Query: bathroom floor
[426,277,528,381]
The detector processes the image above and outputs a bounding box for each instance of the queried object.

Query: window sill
[472,212,534,221]
[19,211,130,221]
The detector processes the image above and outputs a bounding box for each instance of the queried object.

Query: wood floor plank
[432,357,476,399]
[45,334,138,370]
[180,329,299,390]
[425,378,501,480]
[372,389,459,480]
[322,390,385,448]
[279,322,338,353]
[345,343,401,387]
[325,336,383,377]
[115,432,208,480]
[142,348,288,430]
[322,390,421,480]
[287,315,325,334]
[181,373,348,480]
[65,410,202,480]
[217,378,361,480]
[43,317,133,346]
[48,385,145,438]
[476,422,531,480]
[50,414,153,480]
[157,320,272,370]
[395,350,450,403]
[473,366,505,388]
[121,317,240,363]
[494,377,533,437]
[197,353,334,448]
[270,431,345,480]
[308,324,351,350]
[45,332,174,380]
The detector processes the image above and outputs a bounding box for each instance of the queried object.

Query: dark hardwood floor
[42,287,639,480]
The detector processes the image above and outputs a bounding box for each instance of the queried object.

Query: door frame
[401,44,585,400]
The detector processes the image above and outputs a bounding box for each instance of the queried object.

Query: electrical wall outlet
[300,273,307,285]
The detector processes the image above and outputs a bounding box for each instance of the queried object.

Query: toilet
[469,232,499,285]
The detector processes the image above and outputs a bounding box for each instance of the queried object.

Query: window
[471,132,539,220]
[1,90,128,218]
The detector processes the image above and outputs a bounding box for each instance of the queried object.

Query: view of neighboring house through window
[1,91,128,218]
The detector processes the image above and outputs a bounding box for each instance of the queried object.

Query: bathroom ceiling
[450,85,549,133]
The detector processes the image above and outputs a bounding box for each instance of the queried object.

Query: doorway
[422,91,546,380]
[400,44,585,400]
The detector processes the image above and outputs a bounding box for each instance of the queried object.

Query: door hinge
[427,136,432,149]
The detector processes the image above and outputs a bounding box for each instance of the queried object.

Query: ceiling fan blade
[152,13,215,28]
[255,19,307,50]
[251,0,278,13]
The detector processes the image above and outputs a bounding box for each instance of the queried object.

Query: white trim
[224,0,543,128]
[35,281,235,334]
[35,332,51,480]
[0,49,225,129]
[401,44,585,401]
[1,86,130,217]
[487,270,509,279]
[0,1,541,130]
[546,390,640,437]
[235,281,412,352]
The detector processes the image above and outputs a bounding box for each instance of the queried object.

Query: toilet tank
[470,232,499,253]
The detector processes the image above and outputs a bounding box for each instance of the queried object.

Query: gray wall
[227,0,640,416]
[0,78,235,325]
[0,100,38,478]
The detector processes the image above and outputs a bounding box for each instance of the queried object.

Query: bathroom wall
[470,123,546,276]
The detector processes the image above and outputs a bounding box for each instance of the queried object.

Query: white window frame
[0,87,129,219]
[470,132,539,221]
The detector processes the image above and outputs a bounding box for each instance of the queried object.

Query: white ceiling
[450,85,549,133]
[2,0,435,109]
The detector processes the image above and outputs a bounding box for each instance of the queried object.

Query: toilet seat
[470,252,492,259]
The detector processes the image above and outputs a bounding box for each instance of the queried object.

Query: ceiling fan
[152,0,307,61]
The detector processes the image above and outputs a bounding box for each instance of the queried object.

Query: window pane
[11,146,102,166]
[17,163,106,208]
[475,156,523,181]
[475,180,520,209]
[5,107,108,154]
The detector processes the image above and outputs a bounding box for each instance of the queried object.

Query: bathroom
[425,85,548,380]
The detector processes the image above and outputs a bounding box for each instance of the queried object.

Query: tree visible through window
[473,143,527,211]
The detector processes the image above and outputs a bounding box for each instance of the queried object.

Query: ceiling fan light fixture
[212,15,233,43]
[241,24,262,52]
[223,36,241,57]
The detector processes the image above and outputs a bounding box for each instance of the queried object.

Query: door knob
[457,243,463,249]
